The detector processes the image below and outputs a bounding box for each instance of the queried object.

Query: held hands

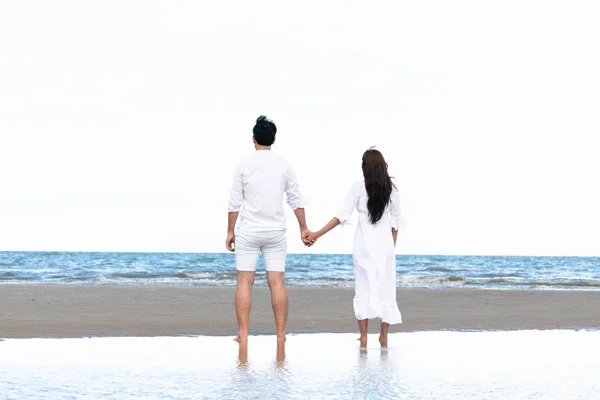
[301,228,314,247]
[301,228,319,247]
[305,231,319,245]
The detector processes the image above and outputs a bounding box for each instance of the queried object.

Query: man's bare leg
[358,319,368,348]
[235,271,255,342]
[379,322,390,348]
[266,271,288,343]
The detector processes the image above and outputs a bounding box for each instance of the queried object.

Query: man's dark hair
[253,115,277,146]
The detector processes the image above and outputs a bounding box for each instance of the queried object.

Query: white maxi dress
[336,181,403,324]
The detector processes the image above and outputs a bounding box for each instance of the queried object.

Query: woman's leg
[379,322,390,348]
[358,319,368,348]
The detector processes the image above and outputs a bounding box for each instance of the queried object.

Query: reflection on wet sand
[237,339,286,368]
[3,332,599,399]
[237,340,248,367]
[276,341,286,366]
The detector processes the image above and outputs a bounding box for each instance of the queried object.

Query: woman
[306,148,402,349]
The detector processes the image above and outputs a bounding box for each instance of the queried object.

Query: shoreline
[1,285,600,338]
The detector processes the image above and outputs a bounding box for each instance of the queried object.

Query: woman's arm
[390,187,402,248]
[305,182,357,244]
[306,218,341,242]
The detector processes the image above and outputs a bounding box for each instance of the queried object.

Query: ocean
[1,251,599,290]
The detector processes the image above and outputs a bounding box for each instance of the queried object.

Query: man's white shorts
[235,230,287,272]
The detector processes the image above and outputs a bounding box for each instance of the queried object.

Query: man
[226,115,312,343]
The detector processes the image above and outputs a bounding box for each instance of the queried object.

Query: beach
[2,285,599,338]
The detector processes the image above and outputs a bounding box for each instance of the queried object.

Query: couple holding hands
[226,116,402,349]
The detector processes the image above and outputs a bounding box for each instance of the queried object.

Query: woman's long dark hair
[362,148,394,224]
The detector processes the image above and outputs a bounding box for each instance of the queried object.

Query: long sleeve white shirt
[228,150,305,233]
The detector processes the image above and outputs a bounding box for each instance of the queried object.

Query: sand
[1,285,599,338]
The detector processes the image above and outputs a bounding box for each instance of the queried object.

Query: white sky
[1,0,599,256]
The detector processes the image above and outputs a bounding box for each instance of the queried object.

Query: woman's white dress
[336,181,403,324]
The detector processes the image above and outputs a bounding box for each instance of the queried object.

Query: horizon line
[0,250,598,258]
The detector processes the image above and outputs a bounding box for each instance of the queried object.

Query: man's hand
[301,228,315,247]
[226,212,239,251]
[225,232,236,252]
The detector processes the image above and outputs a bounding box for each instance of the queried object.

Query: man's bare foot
[379,335,388,348]
[234,335,248,343]
[359,335,368,348]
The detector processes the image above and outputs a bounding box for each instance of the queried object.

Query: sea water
[1,251,599,290]
[1,331,599,399]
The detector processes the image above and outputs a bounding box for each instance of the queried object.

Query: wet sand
[1,285,599,338]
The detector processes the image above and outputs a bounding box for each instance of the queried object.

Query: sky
[1,0,599,256]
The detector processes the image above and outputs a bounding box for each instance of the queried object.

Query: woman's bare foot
[379,322,390,348]
[379,335,388,348]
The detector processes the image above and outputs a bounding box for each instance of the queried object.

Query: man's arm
[293,208,308,231]
[226,165,243,251]
[293,208,313,246]
[226,212,239,251]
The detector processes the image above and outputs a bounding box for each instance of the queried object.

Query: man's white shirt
[228,150,305,232]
